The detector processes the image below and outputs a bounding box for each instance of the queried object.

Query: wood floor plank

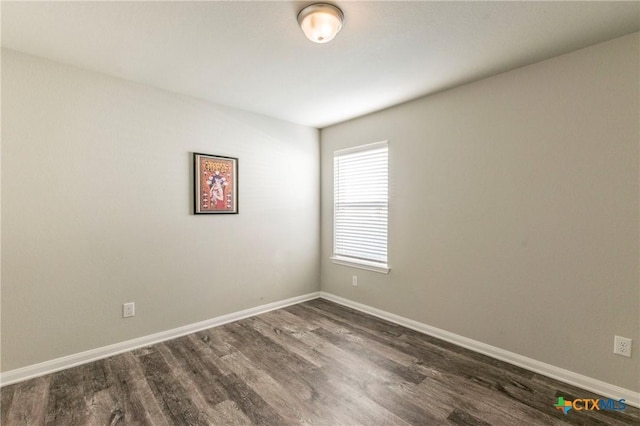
[196,326,238,358]
[447,408,494,426]
[219,351,317,425]
[210,399,256,425]
[0,381,15,425]
[219,371,290,426]
[286,325,446,424]
[79,359,109,394]
[301,312,421,368]
[262,313,441,423]
[84,388,123,426]
[245,316,411,425]
[224,319,410,425]
[45,368,88,425]
[156,341,245,425]
[261,308,321,333]
[269,305,425,376]
[162,336,228,407]
[312,326,427,384]
[250,314,325,368]
[302,299,533,378]
[222,320,327,400]
[284,324,410,388]
[106,352,171,426]
[415,371,562,425]
[76,360,126,426]
[1,299,639,426]
[4,377,49,426]
[282,314,556,424]
[137,350,210,425]
[292,301,535,396]
[298,299,406,337]
[182,330,290,426]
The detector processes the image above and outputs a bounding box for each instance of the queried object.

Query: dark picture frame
[193,153,238,214]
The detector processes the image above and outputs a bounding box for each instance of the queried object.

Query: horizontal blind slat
[334,144,388,264]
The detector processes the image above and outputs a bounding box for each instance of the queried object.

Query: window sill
[330,256,390,274]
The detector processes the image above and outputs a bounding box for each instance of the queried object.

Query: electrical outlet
[352,275,358,286]
[613,336,632,357]
[123,302,135,318]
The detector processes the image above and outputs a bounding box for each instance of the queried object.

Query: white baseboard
[3,290,638,410]
[319,291,640,409]
[0,292,320,387]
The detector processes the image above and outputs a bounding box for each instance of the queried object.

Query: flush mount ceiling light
[297,3,344,44]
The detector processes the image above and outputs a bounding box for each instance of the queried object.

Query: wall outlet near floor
[613,336,632,357]
[352,275,358,287]
[123,302,135,318]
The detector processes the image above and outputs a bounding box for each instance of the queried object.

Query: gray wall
[320,34,639,391]
[1,50,320,371]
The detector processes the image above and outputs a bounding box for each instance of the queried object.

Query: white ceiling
[2,1,639,128]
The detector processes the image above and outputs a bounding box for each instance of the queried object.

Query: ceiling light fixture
[297,3,344,44]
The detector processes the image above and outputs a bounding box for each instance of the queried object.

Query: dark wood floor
[1,299,638,425]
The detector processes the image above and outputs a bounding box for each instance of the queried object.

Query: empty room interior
[1,1,639,425]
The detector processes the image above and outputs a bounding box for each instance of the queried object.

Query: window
[332,141,389,273]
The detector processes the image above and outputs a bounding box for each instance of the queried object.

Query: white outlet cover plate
[123,302,135,318]
[614,335,632,357]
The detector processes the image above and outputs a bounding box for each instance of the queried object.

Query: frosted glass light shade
[298,4,344,44]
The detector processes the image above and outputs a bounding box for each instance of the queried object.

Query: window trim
[330,256,390,274]
[332,140,390,274]
[333,140,389,157]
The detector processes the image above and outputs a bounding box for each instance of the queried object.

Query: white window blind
[333,141,388,269]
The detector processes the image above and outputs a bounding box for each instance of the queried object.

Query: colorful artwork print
[194,153,238,214]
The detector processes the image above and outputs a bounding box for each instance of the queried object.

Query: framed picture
[193,153,238,214]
